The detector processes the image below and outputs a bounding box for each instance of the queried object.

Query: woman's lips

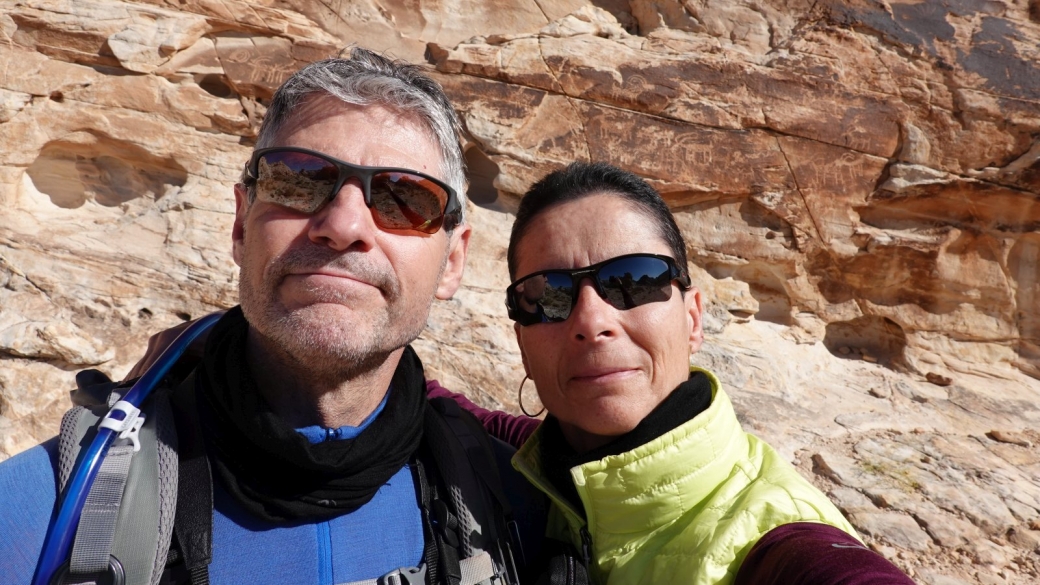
[568,367,638,384]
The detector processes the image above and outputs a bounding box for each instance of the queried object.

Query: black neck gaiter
[196,307,426,523]
[539,372,714,516]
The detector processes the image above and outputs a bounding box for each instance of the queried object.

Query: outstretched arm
[735,523,916,585]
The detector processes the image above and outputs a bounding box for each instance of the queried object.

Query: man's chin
[267,320,388,373]
[274,306,376,344]
[278,299,374,317]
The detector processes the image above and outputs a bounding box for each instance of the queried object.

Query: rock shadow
[197,73,235,99]
[587,0,638,33]
[1008,233,1040,378]
[26,133,187,208]
[464,146,502,209]
[735,269,795,326]
[824,315,908,368]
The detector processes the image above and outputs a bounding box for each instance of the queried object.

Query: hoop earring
[517,375,545,417]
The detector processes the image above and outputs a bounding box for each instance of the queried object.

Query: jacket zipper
[579,526,593,576]
[514,454,597,577]
[317,520,333,585]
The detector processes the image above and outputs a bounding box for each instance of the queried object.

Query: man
[0,48,540,585]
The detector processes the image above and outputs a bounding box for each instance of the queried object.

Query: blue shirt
[0,390,425,585]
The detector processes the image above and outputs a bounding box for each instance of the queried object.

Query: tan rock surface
[1,1,1038,582]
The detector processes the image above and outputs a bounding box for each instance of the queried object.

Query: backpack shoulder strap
[56,381,178,585]
[427,398,513,518]
[163,371,214,585]
[418,397,521,585]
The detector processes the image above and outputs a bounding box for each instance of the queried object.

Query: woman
[499,162,913,584]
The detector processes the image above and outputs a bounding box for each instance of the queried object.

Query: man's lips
[286,270,377,287]
[282,271,383,296]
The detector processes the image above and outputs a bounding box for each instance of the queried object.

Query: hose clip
[98,400,146,452]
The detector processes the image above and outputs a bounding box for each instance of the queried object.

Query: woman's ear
[514,322,532,377]
[685,286,704,354]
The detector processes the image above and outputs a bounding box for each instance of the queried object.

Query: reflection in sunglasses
[257,158,337,214]
[506,254,689,325]
[249,147,458,234]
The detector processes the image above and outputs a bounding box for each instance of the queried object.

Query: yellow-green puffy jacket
[512,368,859,585]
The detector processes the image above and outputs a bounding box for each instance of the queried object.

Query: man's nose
[569,279,617,342]
[307,178,377,250]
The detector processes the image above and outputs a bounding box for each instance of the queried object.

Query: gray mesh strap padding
[149,389,179,585]
[449,484,476,559]
[56,396,169,585]
[458,551,496,585]
[337,553,497,585]
[70,443,136,576]
[58,405,87,490]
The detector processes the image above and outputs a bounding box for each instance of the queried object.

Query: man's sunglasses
[506,253,691,326]
[244,147,461,234]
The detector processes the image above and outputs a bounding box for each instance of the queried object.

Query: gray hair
[244,48,467,226]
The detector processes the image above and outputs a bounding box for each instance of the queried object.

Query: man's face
[232,95,470,376]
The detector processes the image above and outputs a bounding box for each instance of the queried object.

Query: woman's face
[512,193,703,453]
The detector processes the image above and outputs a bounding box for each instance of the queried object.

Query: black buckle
[50,555,126,585]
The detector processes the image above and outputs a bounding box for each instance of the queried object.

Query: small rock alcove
[464,146,501,208]
[823,315,908,368]
[26,133,188,208]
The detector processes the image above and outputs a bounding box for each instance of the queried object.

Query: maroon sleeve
[426,379,541,449]
[734,522,916,585]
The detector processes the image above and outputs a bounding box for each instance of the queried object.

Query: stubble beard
[238,246,433,382]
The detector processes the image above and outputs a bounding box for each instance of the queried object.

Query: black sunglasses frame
[505,253,692,326]
[244,146,462,233]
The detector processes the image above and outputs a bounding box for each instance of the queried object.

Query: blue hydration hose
[33,313,222,585]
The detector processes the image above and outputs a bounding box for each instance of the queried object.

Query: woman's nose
[569,279,617,341]
[307,178,377,250]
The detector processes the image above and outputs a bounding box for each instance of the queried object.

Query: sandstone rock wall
[1,1,1038,583]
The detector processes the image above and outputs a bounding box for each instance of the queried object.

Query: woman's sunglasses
[244,147,461,234]
[506,253,691,326]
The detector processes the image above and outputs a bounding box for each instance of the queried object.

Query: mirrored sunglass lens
[512,273,574,322]
[255,151,337,213]
[597,256,673,310]
[370,172,447,233]
[538,273,575,322]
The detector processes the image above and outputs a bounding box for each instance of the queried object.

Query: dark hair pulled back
[507,162,689,281]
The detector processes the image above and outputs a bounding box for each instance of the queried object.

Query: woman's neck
[538,372,714,515]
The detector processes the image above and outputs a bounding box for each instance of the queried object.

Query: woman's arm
[734,522,916,585]
[426,380,541,449]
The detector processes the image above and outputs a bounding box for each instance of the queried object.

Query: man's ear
[232,183,249,267]
[435,223,472,300]
[686,286,705,355]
